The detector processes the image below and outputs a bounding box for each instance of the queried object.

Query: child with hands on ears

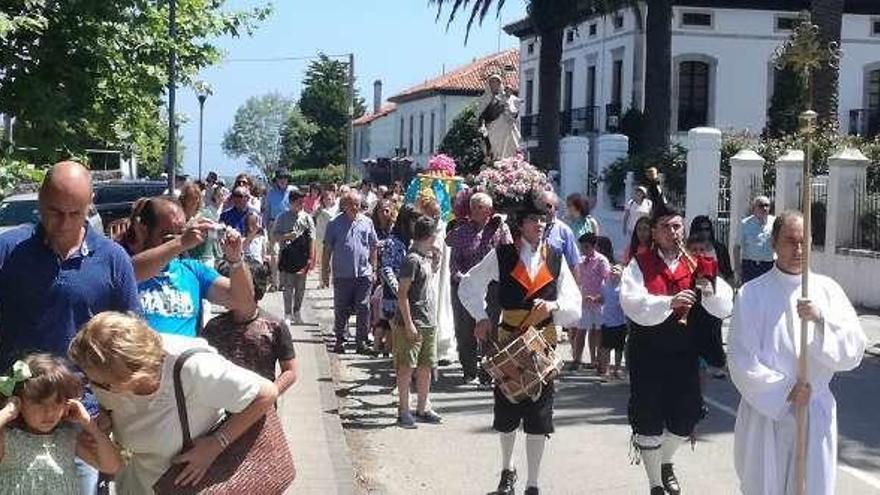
[0,354,122,494]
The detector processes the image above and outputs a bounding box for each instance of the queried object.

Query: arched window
[677,61,710,131]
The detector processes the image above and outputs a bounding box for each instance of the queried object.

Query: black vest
[496,243,562,310]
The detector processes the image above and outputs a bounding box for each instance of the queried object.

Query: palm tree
[810,0,844,126]
[641,0,672,153]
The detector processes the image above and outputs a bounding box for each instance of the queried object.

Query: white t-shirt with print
[93,334,269,494]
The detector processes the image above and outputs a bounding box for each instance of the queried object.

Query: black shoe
[661,463,681,495]
[650,487,665,495]
[524,487,539,495]
[356,343,376,356]
[332,342,345,354]
[478,369,493,385]
[496,468,517,495]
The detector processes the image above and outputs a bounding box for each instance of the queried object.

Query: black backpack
[278,230,311,274]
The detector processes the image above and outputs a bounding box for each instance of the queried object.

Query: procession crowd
[0,159,868,495]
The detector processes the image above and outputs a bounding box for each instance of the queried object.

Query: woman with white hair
[622,186,653,240]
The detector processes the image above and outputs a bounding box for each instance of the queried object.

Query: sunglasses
[757,203,770,208]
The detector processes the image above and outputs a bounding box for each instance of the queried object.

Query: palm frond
[430,0,503,42]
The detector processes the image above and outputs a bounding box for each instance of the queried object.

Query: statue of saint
[476,74,521,161]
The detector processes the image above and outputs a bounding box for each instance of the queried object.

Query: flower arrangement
[425,153,457,177]
[474,154,551,211]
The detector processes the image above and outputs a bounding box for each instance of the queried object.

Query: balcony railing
[605,103,622,132]
[561,106,599,136]
[849,109,880,138]
[523,107,601,139]
[521,115,538,140]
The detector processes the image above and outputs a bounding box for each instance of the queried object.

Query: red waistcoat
[635,250,693,297]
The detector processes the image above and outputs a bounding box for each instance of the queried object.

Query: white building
[505,0,880,152]
[353,50,519,172]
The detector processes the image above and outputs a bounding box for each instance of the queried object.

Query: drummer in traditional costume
[619,205,734,495]
[458,196,581,495]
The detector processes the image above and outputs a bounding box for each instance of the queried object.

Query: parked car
[92,180,167,230]
[0,192,104,235]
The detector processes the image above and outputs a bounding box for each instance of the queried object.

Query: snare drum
[481,327,562,403]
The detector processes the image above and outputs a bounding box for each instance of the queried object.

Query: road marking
[704,396,880,491]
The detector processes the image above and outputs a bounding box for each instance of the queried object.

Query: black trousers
[627,341,703,438]
[493,382,555,435]
[451,281,500,378]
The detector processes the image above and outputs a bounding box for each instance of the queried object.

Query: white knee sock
[635,434,663,488]
[525,434,546,488]
[500,431,517,471]
[661,432,688,464]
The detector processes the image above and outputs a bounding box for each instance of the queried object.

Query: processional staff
[771,12,840,495]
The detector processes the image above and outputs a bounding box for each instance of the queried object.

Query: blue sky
[177,0,528,179]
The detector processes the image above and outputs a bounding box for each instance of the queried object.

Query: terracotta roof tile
[389,49,519,103]
[352,103,398,126]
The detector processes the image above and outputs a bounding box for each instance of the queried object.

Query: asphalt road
[311,283,880,494]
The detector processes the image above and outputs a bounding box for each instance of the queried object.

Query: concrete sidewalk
[263,281,357,495]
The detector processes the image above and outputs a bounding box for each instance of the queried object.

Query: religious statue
[476,74,521,161]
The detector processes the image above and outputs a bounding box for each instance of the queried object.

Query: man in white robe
[729,210,867,495]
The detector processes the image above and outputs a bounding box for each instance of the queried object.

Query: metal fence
[715,176,731,247]
[798,177,828,247]
[852,179,880,251]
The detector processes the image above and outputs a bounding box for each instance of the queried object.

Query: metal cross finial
[772,11,840,88]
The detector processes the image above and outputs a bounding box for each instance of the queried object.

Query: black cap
[274,169,291,180]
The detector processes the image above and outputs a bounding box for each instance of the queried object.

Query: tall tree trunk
[811,0,843,127]
[535,26,563,170]
[642,0,672,154]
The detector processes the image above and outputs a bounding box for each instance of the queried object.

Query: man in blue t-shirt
[125,196,254,337]
[0,161,141,495]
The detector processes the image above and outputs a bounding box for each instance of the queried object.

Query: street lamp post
[166,0,177,193]
[196,86,211,181]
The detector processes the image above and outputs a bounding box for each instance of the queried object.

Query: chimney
[373,80,382,114]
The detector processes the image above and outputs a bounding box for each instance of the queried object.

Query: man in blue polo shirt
[220,185,258,236]
[0,161,140,367]
[0,161,140,494]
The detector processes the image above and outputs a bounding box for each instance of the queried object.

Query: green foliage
[223,93,294,178]
[0,155,47,198]
[288,164,358,186]
[438,104,486,176]
[719,124,866,189]
[766,67,808,137]
[279,108,319,170]
[602,144,687,205]
[292,54,366,169]
[0,0,271,168]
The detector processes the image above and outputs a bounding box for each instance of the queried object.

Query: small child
[572,233,611,372]
[0,354,122,493]
[202,260,298,394]
[686,233,726,379]
[394,215,443,429]
[598,264,628,380]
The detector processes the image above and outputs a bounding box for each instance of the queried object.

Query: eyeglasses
[757,203,770,208]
